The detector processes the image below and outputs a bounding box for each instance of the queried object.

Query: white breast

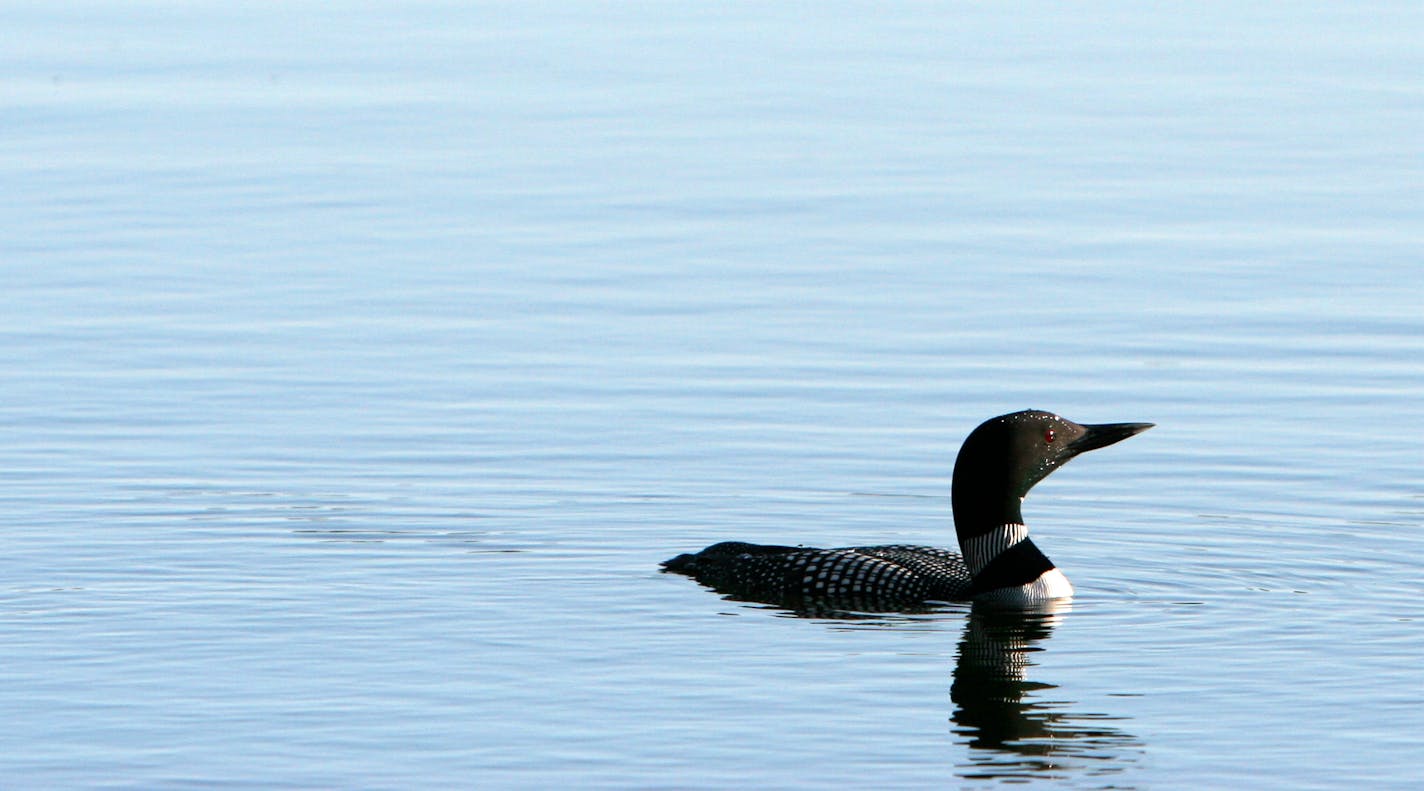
[973,568,1074,604]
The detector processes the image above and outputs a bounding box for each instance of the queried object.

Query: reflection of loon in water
[952,601,1142,782]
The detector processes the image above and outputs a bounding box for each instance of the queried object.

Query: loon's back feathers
[663,410,1153,611]
[664,542,971,611]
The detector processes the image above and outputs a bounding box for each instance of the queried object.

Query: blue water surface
[3,2,1422,789]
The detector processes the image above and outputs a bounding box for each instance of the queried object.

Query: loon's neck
[961,527,1069,595]
[955,515,1073,601]
[951,482,1031,575]
[952,470,1072,602]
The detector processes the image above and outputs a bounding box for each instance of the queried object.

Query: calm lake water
[3,2,1422,789]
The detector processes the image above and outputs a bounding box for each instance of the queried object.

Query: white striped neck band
[961,523,1030,575]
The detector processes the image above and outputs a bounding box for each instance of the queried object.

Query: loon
[662,410,1153,610]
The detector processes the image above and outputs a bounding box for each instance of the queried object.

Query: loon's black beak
[1069,422,1154,454]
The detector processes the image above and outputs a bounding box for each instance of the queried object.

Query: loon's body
[663,410,1152,610]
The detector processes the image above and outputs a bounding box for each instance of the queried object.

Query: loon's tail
[662,541,793,576]
[661,551,700,573]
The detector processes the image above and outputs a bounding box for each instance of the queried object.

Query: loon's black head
[952,410,1153,533]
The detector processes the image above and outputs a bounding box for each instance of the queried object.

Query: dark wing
[664,541,971,612]
[843,544,972,601]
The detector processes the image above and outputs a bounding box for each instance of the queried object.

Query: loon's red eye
[1044,429,1056,443]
